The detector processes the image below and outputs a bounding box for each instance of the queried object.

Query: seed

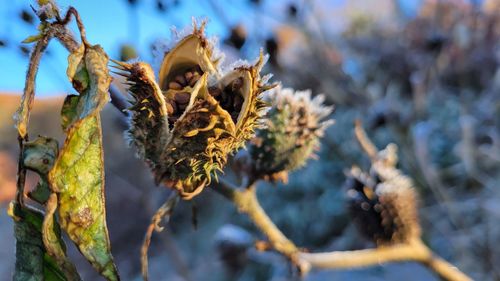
[175,92,191,104]
[169,81,182,90]
[208,86,222,98]
[189,72,200,87]
[166,101,177,115]
[175,75,187,86]
[184,71,194,81]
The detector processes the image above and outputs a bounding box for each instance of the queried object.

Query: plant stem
[212,179,298,258]
[211,180,473,281]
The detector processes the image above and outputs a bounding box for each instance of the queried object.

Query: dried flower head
[346,164,421,245]
[249,86,334,181]
[113,22,274,199]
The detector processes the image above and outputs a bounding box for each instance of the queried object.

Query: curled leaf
[43,194,81,280]
[49,43,119,280]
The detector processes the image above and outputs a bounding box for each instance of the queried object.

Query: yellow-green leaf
[49,43,119,281]
[43,194,81,281]
[49,116,119,280]
[22,34,43,44]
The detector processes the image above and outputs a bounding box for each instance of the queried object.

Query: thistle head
[248,86,334,181]
[114,22,274,199]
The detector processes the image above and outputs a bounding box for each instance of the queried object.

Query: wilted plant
[8,2,473,281]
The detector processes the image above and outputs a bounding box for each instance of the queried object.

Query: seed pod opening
[116,24,275,199]
[158,27,219,91]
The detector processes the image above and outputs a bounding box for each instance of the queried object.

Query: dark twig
[57,7,89,46]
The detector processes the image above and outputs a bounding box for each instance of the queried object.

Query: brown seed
[189,73,200,87]
[208,86,222,98]
[184,71,194,81]
[166,102,174,115]
[166,101,177,115]
[175,92,191,104]
[169,81,182,90]
[175,75,186,86]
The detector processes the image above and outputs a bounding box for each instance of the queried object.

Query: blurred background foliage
[0,0,499,280]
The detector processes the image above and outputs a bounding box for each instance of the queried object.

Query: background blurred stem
[211,178,473,281]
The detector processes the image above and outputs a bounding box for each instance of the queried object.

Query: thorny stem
[211,179,473,281]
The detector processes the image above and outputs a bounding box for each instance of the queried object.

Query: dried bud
[114,23,274,199]
[249,87,334,180]
[23,136,59,175]
[347,165,421,245]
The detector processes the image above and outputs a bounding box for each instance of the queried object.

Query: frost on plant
[115,22,273,199]
[347,144,421,246]
[248,86,334,182]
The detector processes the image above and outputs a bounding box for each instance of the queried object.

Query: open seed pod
[248,87,334,181]
[114,23,274,199]
[209,52,272,152]
[346,165,421,245]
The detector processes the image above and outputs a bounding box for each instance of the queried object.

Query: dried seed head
[249,86,334,179]
[347,165,421,245]
[114,23,275,199]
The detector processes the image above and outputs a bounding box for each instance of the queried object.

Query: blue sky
[0,0,285,96]
[0,0,423,97]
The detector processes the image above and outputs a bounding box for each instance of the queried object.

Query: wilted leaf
[43,194,81,280]
[8,203,68,281]
[49,43,119,280]
[21,136,81,280]
[22,34,43,44]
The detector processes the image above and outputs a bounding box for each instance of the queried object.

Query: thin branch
[15,30,53,206]
[141,192,179,281]
[210,179,473,281]
[57,7,89,46]
[299,240,472,281]
[354,119,378,160]
[211,179,300,263]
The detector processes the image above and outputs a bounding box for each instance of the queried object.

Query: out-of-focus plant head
[248,86,334,183]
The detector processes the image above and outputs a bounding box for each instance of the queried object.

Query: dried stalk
[211,179,473,281]
[141,192,179,281]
